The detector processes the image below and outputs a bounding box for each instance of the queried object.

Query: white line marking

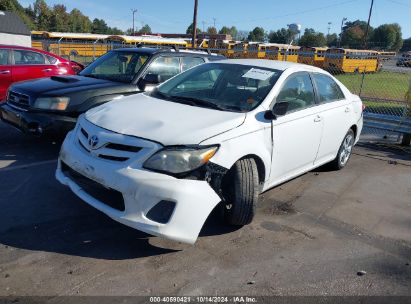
[0,159,57,172]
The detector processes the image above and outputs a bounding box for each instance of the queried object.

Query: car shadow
[356,142,411,162]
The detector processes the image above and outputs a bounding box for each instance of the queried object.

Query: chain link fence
[34,40,411,145]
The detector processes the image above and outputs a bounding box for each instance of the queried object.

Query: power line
[385,0,411,7]
[226,0,359,24]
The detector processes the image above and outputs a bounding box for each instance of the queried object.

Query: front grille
[105,143,142,153]
[98,154,129,162]
[7,91,30,110]
[61,162,125,211]
[77,124,143,162]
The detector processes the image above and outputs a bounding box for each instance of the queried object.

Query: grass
[336,71,410,102]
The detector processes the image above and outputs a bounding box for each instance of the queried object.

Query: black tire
[223,158,259,226]
[328,129,355,170]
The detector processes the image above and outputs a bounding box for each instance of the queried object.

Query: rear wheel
[223,158,259,226]
[329,129,355,170]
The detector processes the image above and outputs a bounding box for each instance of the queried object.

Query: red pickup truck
[0,45,83,101]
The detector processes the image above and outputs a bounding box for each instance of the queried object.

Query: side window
[276,72,315,113]
[46,55,57,64]
[181,57,205,71]
[13,50,46,65]
[312,73,345,103]
[145,56,180,82]
[0,49,9,65]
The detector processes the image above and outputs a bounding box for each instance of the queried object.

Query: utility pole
[363,0,374,49]
[327,22,332,36]
[191,0,198,48]
[213,18,216,28]
[338,17,347,47]
[131,9,138,36]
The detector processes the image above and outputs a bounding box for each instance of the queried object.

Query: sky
[19,0,411,38]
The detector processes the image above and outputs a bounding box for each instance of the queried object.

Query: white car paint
[56,59,363,244]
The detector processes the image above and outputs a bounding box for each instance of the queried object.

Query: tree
[218,26,237,39]
[326,33,338,47]
[140,24,152,34]
[372,23,403,51]
[206,26,217,35]
[341,20,372,48]
[219,26,231,35]
[268,28,293,44]
[92,18,108,34]
[229,26,238,40]
[33,0,52,31]
[186,23,202,35]
[50,4,69,32]
[248,27,266,42]
[0,0,34,29]
[237,30,249,41]
[69,9,92,32]
[108,27,123,35]
[299,28,327,47]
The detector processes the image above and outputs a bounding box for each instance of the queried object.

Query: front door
[269,72,323,185]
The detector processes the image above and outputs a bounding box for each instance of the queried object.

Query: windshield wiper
[169,95,226,111]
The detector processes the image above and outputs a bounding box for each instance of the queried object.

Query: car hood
[11,75,126,95]
[85,93,246,145]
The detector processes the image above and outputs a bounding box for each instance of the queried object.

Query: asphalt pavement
[0,122,410,296]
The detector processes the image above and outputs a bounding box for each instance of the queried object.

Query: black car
[0,47,223,136]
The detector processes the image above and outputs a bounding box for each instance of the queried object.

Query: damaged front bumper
[55,127,222,244]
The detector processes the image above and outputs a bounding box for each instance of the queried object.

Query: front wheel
[223,158,259,226]
[329,129,355,170]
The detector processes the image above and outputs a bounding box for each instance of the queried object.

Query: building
[0,11,31,47]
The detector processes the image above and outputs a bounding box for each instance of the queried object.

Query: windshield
[151,63,281,112]
[80,51,149,83]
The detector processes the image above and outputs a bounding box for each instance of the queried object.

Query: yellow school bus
[324,48,379,73]
[264,44,300,62]
[298,47,327,68]
[245,43,269,59]
[31,32,188,59]
[231,42,249,58]
[378,51,396,61]
[215,40,236,58]
[107,35,188,48]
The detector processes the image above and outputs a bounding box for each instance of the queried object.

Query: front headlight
[33,97,70,110]
[143,146,219,175]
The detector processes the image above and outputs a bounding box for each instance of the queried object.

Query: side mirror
[264,101,289,120]
[138,73,161,91]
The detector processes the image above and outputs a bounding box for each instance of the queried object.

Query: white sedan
[56,59,363,244]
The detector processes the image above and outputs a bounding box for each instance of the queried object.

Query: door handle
[314,115,323,122]
[0,70,10,74]
[42,68,52,72]
[345,107,351,113]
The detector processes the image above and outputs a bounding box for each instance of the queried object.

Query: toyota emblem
[88,135,99,149]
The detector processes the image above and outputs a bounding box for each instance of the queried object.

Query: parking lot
[0,121,410,296]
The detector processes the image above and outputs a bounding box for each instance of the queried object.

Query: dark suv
[0,47,223,136]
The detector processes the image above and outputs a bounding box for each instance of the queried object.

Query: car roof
[0,44,68,60]
[217,58,325,72]
[112,47,222,57]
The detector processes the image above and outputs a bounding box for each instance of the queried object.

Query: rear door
[311,73,353,165]
[269,72,323,184]
[11,49,56,83]
[0,48,12,101]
